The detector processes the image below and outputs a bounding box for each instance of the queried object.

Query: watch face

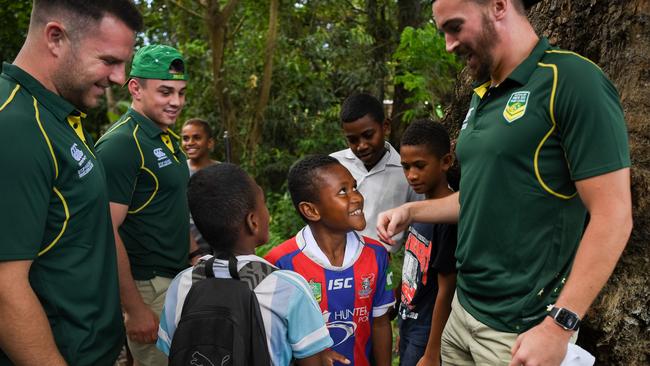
[556,308,579,329]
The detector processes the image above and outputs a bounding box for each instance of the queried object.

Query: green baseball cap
[129,44,188,81]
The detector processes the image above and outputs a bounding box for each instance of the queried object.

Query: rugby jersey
[265,227,395,366]
[157,254,332,365]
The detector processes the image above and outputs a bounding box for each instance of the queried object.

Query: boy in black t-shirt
[397,120,457,366]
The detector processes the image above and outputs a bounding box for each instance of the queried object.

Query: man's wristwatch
[548,305,581,331]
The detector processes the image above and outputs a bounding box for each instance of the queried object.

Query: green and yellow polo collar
[126,108,178,154]
[1,62,78,122]
[472,37,551,97]
[127,108,168,138]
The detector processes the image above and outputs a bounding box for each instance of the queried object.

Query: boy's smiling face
[400,144,451,198]
[310,164,366,232]
[342,114,390,170]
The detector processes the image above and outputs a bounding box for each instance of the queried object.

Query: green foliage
[0,0,31,63]
[393,23,463,122]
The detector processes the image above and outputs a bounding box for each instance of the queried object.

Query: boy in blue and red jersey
[266,155,395,366]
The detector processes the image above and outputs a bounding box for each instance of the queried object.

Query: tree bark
[440,1,650,364]
[366,0,392,101]
[205,0,241,162]
[249,0,280,163]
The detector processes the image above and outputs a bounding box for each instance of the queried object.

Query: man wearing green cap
[378,0,631,365]
[96,44,193,366]
[0,1,142,365]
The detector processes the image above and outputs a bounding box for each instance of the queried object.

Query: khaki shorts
[128,276,172,366]
[441,293,578,365]
[441,293,518,365]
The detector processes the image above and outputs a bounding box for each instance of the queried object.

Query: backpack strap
[237,261,276,291]
[191,255,275,290]
[228,255,240,280]
[190,256,217,283]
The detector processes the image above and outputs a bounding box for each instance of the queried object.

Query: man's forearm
[0,261,66,365]
[408,192,460,224]
[556,169,632,318]
[113,229,146,311]
[555,211,632,317]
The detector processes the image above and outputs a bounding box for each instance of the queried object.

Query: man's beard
[52,51,98,111]
[457,13,499,81]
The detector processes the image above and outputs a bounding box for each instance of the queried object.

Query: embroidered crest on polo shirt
[503,91,530,123]
[153,147,172,168]
[70,142,94,178]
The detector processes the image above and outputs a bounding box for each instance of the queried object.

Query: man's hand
[376,204,412,245]
[509,317,572,366]
[416,353,440,366]
[320,349,350,365]
[124,302,159,344]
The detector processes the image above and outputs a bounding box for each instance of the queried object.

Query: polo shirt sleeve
[431,223,457,275]
[280,272,333,359]
[554,59,631,181]
[96,132,140,205]
[0,113,53,259]
[372,248,396,317]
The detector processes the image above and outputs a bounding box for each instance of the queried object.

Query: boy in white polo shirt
[331,93,422,251]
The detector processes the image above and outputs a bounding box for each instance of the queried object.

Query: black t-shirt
[399,222,457,324]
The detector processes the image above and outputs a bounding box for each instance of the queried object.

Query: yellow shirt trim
[544,50,601,70]
[128,125,159,214]
[473,81,491,99]
[535,63,577,200]
[38,187,70,256]
[67,113,95,159]
[33,98,59,179]
[0,84,20,111]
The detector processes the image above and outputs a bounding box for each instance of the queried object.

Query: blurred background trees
[2,0,646,364]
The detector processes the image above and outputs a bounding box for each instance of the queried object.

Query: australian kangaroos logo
[503,91,530,123]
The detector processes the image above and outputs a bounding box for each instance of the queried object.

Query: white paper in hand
[560,343,595,366]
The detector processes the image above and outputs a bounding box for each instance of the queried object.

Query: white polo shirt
[331,141,422,251]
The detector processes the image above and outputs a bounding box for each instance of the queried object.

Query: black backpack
[169,255,276,366]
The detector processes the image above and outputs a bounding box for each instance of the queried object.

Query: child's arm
[371,313,392,366]
[416,272,457,366]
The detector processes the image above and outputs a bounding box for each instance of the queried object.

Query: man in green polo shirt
[0,1,142,365]
[377,0,632,365]
[96,44,193,366]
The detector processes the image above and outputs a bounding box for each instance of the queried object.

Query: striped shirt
[266,227,395,366]
[157,254,333,365]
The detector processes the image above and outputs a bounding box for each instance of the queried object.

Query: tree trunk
[389,0,425,148]
[366,0,392,101]
[205,0,241,162]
[440,1,650,364]
[249,0,280,163]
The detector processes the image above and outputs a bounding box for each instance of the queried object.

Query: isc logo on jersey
[328,278,353,290]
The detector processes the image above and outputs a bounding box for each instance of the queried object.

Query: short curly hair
[287,155,342,222]
[188,163,258,253]
[340,93,385,125]
[401,119,451,159]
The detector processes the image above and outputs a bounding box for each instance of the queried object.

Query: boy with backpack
[156,163,333,366]
[265,155,395,366]
[396,120,457,366]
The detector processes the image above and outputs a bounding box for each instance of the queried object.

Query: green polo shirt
[0,63,123,365]
[96,108,189,280]
[455,38,630,333]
